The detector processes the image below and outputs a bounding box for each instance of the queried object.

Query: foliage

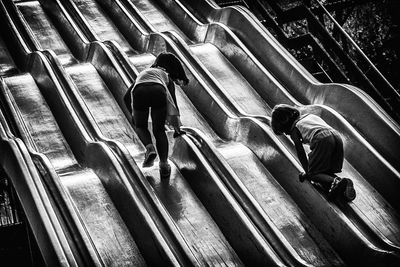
[335,0,399,90]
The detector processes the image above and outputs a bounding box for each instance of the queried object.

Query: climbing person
[271,104,356,201]
[129,52,189,178]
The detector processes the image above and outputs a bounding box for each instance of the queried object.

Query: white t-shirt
[132,67,179,116]
[134,67,169,88]
[295,114,333,144]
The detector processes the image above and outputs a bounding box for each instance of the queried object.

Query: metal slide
[177,0,400,174]
[33,0,282,265]
[242,0,400,123]
[0,27,87,267]
[0,96,77,266]
[1,55,144,266]
[164,0,400,249]
[1,0,399,266]
[1,1,188,266]
[60,0,400,265]
[48,0,347,265]
[35,0,372,264]
[4,0,265,265]
[144,0,399,264]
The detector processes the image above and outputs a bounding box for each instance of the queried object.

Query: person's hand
[173,129,186,138]
[169,116,185,138]
[298,172,309,182]
[168,115,182,129]
[174,78,189,86]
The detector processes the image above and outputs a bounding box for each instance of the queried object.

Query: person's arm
[165,77,184,135]
[167,78,179,113]
[290,127,309,174]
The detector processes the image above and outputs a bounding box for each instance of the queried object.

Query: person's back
[135,67,169,88]
[295,114,334,145]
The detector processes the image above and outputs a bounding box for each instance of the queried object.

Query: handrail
[263,0,400,121]
[312,0,398,94]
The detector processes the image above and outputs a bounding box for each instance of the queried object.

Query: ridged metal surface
[4,73,146,267]
[0,0,399,266]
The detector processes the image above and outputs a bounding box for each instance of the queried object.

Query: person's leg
[151,107,168,163]
[151,107,171,178]
[132,84,153,147]
[133,108,152,147]
[132,84,158,167]
[133,108,157,167]
[308,136,336,190]
[310,173,335,190]
[331,132,356,201]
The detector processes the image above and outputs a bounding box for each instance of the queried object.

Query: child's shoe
[143,144,157,167]
[159,162,171,179]
[342,178,356,202]
[328,177,356,202]
[328,177,345,199]
[298,172,309,183]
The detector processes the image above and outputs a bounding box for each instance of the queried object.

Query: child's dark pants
[309,130,344,189]
[132,83,168,163]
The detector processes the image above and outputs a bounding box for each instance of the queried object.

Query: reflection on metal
[0,0,399,266]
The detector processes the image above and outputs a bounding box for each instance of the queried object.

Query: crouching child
[271,104,356,201]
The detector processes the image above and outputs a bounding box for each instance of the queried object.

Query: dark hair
[271,104,300,135]
[152,52,189,85]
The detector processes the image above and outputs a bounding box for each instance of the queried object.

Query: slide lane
[16,1,77,66]
[67,0,137,56]
[3,72,145,266]
[118,0,188,41]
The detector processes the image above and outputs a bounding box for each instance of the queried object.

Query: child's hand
[173,129,186,138]
[299,172,309,182]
